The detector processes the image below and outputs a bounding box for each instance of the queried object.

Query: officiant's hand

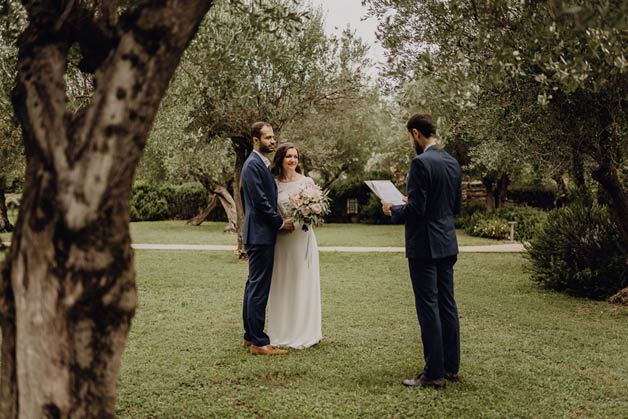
[281,220,295,232]
[381,201,393,216]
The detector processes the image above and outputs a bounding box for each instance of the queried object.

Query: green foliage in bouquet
[526,201,628,300]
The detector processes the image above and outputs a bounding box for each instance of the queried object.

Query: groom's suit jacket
[391,146,462,259]
[241,151,283,246]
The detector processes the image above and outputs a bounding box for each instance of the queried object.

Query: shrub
[493,206,548,241]
[455,201,487,228]
[131,181,170,221]
[469,217,510,239]
[526,202,628,299]
[162,182,208,220]
[508,184,556,209]
[462,206,547,241]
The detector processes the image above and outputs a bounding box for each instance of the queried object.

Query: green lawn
[116,251,628,418]
[126,220,501,247]
[1,215,502,247]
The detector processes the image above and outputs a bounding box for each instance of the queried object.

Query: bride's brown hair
[271,143,302,178]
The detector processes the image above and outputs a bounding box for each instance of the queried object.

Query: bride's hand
[281,220,295,232]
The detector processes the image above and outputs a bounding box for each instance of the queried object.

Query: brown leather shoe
[242,339,252,348]
[402,373,446,389]
[250,344,288,355]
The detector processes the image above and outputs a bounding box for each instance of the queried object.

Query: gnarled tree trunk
[187,193,219,225]
[231,135,252,259]
[187,178,238,233]
[592,109,628,306]
[0,177,12,233]
[0,1,212,417]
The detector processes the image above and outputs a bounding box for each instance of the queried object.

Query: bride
[267,143,322,349]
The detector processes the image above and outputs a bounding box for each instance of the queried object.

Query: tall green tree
[365,0,628,301]
[0,1,26,232]
[153,0,373,256]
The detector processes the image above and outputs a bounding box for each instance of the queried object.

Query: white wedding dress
[267,176,322,349]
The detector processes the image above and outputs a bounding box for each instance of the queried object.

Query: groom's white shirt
[253,149,271,167]
[424,142,436,152]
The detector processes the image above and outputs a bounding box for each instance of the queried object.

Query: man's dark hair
[406,113,435,138]
[251,121,271,140]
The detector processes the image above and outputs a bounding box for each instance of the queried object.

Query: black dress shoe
[444,372,459,382]
[402,373,446,389]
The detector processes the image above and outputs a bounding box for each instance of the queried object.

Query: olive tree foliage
[148,0,376,256]
[139,64,238,230]
[280,29,389,189]
[365,0,628,228]
[0,1,25,232]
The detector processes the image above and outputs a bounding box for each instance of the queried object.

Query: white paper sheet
[364,180,406,206]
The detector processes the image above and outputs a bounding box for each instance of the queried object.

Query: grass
[0,210,502,247]
[115,250,628,418]
[126,220,501,247]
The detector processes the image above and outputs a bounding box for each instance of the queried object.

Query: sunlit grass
[115,251,628,418]
[126,220,501,247]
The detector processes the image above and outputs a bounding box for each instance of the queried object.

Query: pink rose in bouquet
[289,182,330,231]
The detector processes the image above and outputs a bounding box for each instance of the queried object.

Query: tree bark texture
[591,108,628,305]
[0,1,212,418]
[0,177,12,232]
[482,177,496,212]
[187,180,237,233]
[231,136,252,259]
[187,193,219,226]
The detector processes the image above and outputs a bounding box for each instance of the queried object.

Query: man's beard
[259,145,273,154]
[412,140,423,155]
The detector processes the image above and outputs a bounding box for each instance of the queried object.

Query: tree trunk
[553,173,568,208]
[231,136,252,259]
[186,184,237,232]
[216,185,238,233]
[592,163,628,246]
[609,287,628,306]
[0,2,212,417]
[494,172,509,209]
[0,176,12,233]
[187,193,219,225]
[482,177,496,212]
[592,108,628,306]
[571,144,586,188]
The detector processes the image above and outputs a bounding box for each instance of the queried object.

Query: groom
[382,113,462,389]
[241,121,294,355]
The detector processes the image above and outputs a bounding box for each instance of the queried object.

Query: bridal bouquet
[289,183,330,231]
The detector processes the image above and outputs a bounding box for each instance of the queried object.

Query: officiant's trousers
[408,255,460,379]
[243,244,275,347]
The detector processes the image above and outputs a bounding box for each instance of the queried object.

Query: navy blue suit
[391,145,462,379]
[241,151,284,346]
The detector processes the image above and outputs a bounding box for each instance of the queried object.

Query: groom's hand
[281,220,295,232]
[381,201,393,216]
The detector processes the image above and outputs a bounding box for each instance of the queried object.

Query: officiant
[381,113,463,389]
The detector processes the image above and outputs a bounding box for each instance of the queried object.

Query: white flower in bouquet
[289,183,330,231]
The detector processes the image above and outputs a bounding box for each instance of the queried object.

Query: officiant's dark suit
[241,122,287,352]
[389,113,462,386]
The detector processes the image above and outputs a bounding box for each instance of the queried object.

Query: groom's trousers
[243,244,275,347]
[408,255,460,379]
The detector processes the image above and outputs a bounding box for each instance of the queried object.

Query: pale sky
[310,0,386,74]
